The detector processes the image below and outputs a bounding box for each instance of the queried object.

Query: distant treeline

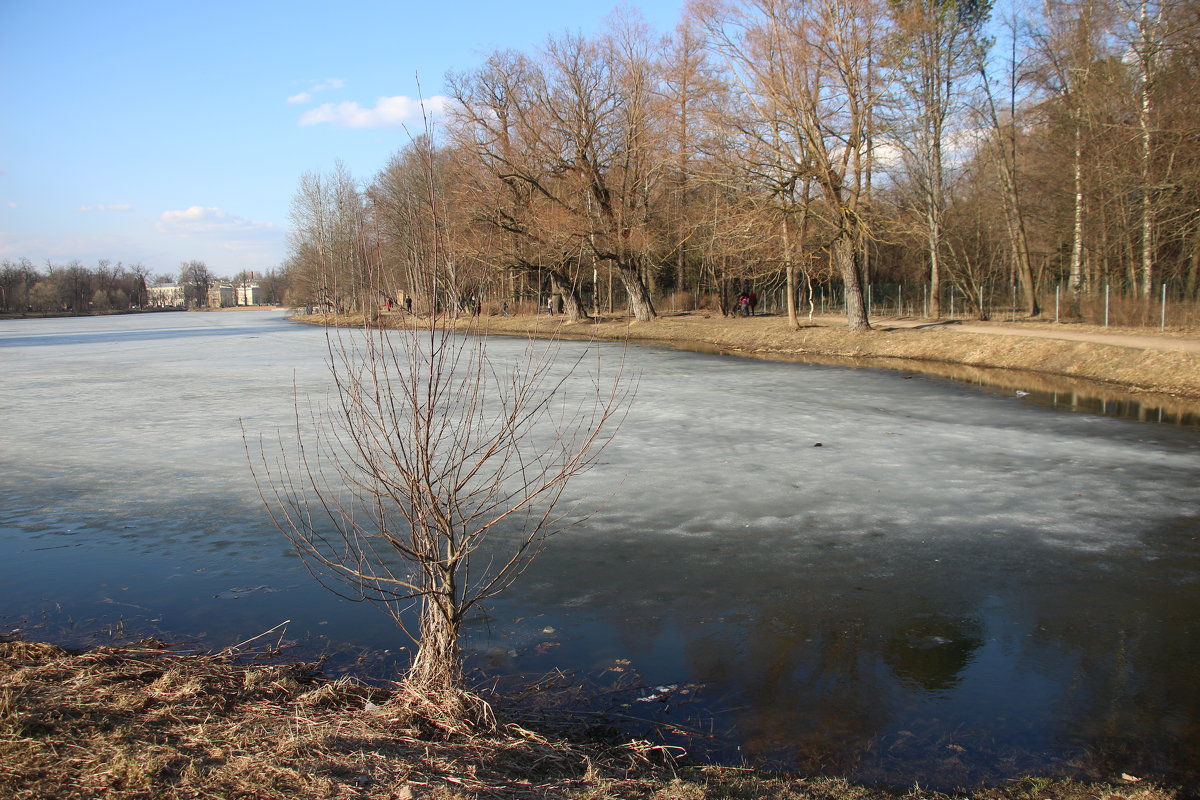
[0,258,288,314]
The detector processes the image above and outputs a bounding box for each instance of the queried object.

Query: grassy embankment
[0,637,1180,800]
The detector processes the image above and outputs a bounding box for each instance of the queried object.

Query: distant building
[146,284,185,307]
[146,281,259,308]
[236,282,262,306]
[208,284,235,308]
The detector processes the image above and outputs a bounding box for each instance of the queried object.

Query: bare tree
[449,24,666,323]
[697,0,885,331]
[1031,0,1112,307]
[887,0,992,318]
[180,260,214,308]
[254,108,628,725]
[976,10,1041,316]
[252,315,626,728]
[288,163,372,313]
[446,52,596,320]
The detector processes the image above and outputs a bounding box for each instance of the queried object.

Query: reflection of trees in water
[678,587,984,775]
[882,613,983,694]
[684,601,888,773]
[1020,561,1200,785]
[508,520,1200,787]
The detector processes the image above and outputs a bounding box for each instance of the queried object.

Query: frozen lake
[2,309,1199,789]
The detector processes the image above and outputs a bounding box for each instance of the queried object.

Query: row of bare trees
[282,0,1200,330]
[0,258,151,313]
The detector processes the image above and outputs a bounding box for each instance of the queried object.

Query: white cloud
[298,95,448,128]
[156,206,278,247]
[287,77,345,105]
[6,202,16,209]
[79,204,133,212]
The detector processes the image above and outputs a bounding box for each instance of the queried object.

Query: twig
[218,620,292,655]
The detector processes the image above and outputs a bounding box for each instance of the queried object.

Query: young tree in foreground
[251,310,626,730]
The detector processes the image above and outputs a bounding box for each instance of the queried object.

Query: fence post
[1162,282,1167,330]
[950,285,955,317]
[1055,284,1060,323]
[1105,284,1110,327]
[898,284,903,317]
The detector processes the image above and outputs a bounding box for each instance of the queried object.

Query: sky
[0,0,686,279]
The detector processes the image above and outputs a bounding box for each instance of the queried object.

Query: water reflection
[494,515,1200,789]
[883,613,982,695]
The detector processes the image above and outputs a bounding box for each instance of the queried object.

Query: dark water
[2,311,1198,791]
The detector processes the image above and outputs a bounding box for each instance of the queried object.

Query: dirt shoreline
[307,310,1200,406]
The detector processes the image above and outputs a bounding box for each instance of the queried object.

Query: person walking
[737,291,750,316]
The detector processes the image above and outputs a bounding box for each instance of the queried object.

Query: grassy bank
[0,638,1181,800]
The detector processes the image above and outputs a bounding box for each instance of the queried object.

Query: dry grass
[0,637,675,799]
[1,637,1186,800]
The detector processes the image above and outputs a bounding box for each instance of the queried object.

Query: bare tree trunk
[1139,87,1155,298]
[979,36,1041,317]
[1136,0,1158,298]
[546,267,589,321]
[407,587,464,696]
[1069,120,1086,314]
[618,262,657,321]
[928,212,943,319]
[833,232,871,331]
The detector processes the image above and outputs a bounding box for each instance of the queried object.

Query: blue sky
[0,1,685,278]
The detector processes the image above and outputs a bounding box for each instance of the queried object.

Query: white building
[236,282,262,306]
[146,284,185,307]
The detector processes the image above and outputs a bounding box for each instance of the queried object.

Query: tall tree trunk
[833,230,871,331]
[928,211,943,319]
[1069,119,1085,303]
[1139,87,1155,298]
[783,213,799,330]
[618,262,657,321]
[546,268,589,321]
[995,158,1040,317]
[1136,0,1158,298]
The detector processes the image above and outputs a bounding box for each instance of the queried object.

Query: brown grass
[1,637,1185,800]
[0,637,671,799]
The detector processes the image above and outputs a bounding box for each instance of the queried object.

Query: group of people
[384,296,414,314]
[734,290,758,317]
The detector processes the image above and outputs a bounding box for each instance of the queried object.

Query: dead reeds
[0,637,668,799]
